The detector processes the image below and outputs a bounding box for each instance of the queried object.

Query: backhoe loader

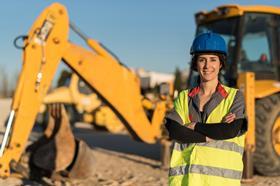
[0,3,169,178]
[190,4,280,180]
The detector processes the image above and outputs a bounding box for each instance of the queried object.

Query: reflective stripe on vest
[174,140,244,155]
[169,86,245,186]
[169,164,243,180]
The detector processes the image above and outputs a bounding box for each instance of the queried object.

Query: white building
[132,68,175,89]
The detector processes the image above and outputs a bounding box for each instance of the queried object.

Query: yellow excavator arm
[0,3,166,177]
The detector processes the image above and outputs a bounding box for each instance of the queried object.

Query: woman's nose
[203,60,210,68]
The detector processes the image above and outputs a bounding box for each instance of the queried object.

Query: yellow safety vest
[169,85,245,186]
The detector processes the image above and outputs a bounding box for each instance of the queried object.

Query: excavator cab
[189,5,280,88]
[188,5,280,179]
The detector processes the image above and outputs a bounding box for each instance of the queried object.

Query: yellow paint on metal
[62,43,164,143]
[43,86,73,104]
[254,80,280,99]
[272,117,280,156]
[142,98,154,110]
[42,70,126,133]
[95,106,125,133]
[0,3,69,177]
[196,4,280,24]
[0,2,168,177]
[237,72,255,151]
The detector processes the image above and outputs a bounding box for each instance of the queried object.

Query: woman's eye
[198,59,205,62]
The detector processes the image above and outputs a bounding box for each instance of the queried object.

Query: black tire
[254,93,280,176]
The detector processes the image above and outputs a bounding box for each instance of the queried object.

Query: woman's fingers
[223,113,236,123]
[206,136,213,142]
[187,122,196,130]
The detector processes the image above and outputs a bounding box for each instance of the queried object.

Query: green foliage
[174,67,183,92]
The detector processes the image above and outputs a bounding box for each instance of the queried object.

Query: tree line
[0,66,18,98]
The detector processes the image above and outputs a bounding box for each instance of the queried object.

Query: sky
[1,0,280,88]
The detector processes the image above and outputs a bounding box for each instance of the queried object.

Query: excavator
[190,4,280,180]
[0,3,169,178]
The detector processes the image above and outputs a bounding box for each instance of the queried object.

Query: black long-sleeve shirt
[164,118,206,143]
[164,118,247,143]
[194,118,247,140]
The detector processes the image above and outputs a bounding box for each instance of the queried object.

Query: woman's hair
[190,52,227,71]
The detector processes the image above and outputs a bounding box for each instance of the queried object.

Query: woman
[165,32,247,186]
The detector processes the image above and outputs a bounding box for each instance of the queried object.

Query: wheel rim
[272,116,280,156]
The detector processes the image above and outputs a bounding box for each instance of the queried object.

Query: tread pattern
[254,94,280,176]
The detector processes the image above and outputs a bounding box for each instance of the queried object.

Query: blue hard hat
[190,32,227,55]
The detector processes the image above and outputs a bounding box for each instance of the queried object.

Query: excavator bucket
[27,104,95,179]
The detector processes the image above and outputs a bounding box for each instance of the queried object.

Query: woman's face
[196,54,221,82]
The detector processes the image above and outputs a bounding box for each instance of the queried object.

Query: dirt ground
[1,147,280,186]
[0,99,280,186]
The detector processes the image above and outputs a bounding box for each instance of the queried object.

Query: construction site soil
[0,99,279,186]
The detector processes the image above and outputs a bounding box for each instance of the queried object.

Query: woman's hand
[206,136,213,142]
[186,122,197,130]
[222,113,236,123]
